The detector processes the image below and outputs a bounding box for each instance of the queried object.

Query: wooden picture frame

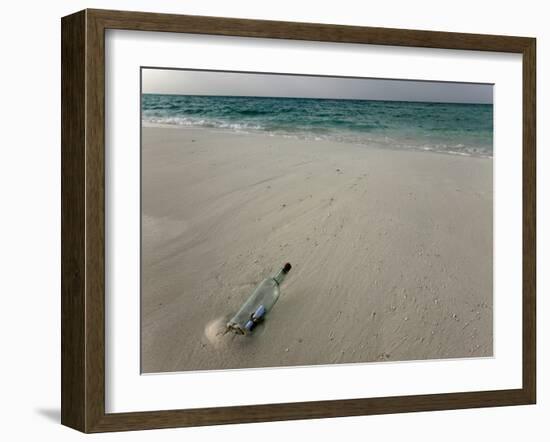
[61,8,536,433]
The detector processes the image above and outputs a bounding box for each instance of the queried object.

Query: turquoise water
[142,94,493,157]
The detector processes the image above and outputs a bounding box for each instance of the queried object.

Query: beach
[141,125,493,373]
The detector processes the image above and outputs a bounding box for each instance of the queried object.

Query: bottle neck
[273,268,287,285]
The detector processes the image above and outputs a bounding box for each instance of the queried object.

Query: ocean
[142,94,493,158]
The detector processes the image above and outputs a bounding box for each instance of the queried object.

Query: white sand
[141,125,493,373]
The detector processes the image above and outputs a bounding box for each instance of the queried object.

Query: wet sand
[141,125,493,373]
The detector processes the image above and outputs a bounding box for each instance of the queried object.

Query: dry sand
[141,125,493,373]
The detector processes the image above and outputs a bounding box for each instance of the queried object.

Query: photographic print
[140,68,493,374]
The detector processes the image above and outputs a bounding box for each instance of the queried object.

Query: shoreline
[141,125,493,373]
[142,121,493,160]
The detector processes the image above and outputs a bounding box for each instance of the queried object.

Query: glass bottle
[226,263,292,334]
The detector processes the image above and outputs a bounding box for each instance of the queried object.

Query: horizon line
[141,92,493,106]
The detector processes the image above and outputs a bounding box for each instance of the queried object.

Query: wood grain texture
[522,38,536,404]
[61,10,86,432]
[84,10,107,433]
[60,8,537,433]
[89,8,532,52]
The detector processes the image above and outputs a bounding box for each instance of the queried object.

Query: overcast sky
[142,68,493,104]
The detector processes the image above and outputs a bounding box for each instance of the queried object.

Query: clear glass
[227,266,289,334]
